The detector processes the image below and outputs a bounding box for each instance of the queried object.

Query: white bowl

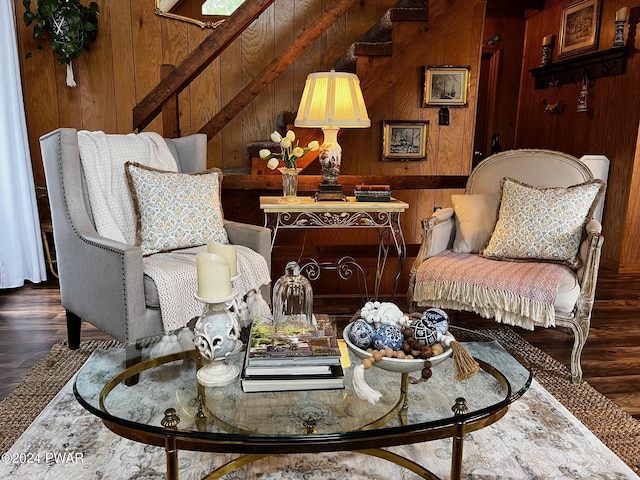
[342,322,454,373]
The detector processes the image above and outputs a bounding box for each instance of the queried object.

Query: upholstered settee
[40,128,271,358]
[407,149,609,383]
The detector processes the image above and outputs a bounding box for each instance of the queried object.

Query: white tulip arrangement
[260,130,320,170]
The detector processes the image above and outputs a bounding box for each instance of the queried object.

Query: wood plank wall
[14,0,398,189]
[16,0,640,276]
[515,0,640,272]
[262,0,486,295]
[14,0,482,239]
[341,0,486,245]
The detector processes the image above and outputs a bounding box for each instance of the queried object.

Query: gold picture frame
[423,66,470,107]
[155,0,245,29]
[558,0,601,58]
[382,121,428,161]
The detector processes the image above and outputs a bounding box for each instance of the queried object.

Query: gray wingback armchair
[40,128,271,355]
[408,149,609,383]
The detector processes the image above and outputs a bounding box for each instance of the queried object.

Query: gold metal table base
[197,449,440,480]
[97,348,515,480]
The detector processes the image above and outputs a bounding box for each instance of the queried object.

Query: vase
[279,167,302,202]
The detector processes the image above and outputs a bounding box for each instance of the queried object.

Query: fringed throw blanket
[414,250,571,330]
[77,130,178,244]
[77,131,270,332]
[144,245,271,332]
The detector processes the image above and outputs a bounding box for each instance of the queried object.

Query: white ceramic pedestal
[196,357,240,387]
[194,290,241,388]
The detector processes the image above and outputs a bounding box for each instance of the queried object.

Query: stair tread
[333,0,427,70]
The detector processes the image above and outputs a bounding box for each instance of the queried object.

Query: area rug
[1,329,639,479]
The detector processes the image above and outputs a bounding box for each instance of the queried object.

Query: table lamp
[295,70,370,201]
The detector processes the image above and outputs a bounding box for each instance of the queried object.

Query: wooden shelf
[529,46,627,89]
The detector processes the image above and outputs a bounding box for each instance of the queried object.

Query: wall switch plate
[439,107,449,126]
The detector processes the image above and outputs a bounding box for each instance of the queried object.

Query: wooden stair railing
[133,0,277,133]
[198,0,361,140]
[133,0,360,136]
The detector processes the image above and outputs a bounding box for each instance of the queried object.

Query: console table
[259,196,409,300]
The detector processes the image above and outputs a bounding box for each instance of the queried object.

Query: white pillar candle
[616,7,628,22]
[207,242,238,277]
[542,34,554,46]
[196,252,231,300]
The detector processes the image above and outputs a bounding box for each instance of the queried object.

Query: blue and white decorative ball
[348,319,377,349]
[410,318,439,346]
[422,308,450,335]
[373,324,404,351]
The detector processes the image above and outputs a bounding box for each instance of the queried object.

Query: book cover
[354,189,391,195]
[246,317,342,366]
[355,195,391,202]
[243,364,332,377]
[355,184,391,191]
[354,188,392,202]
[240,365,345,393]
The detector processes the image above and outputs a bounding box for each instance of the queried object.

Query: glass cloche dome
[272,261,315,334]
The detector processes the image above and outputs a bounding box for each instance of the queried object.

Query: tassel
[176,327,195,351]
[439,333,479,381]
[232,298,251,329]
[450,341,479,380]
[246,289,271,318]
[66,63,77,88]
[149,334,183,365]
[352,364,382,404]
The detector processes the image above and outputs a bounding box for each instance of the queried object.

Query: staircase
[133,0,430,178]
[248,0,430,175]
[334,0,429,73]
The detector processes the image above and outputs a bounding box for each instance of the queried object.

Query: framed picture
[382,121,428,161]
[423,66,470,107]
[558,0,601,58]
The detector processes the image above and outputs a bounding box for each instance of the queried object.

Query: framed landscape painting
[423,66,469,107]
[382,121,428,161]
[558,0,601,58]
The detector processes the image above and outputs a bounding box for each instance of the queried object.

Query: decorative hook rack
[529,46,627,90]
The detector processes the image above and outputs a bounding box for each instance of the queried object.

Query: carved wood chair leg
[66,309,82,350]
[569,323,587,384]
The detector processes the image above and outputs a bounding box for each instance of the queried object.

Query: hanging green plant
[23,0,99,87]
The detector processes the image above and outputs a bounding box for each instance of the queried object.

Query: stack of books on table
[354,184,391,202]
[240,317,345,393]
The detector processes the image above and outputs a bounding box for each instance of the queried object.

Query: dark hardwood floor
[1,268,639,419]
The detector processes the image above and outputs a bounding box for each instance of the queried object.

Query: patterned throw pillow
[480,177,605,267]
[125,162,229,255]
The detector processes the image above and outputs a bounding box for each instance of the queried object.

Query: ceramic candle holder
[193,290,242,387]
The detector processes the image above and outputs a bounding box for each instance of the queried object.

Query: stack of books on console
[240,317,344,393]
[354,184,392,202]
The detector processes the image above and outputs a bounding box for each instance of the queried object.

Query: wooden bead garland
[359,326,438,382]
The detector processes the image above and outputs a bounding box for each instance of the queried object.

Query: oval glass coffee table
[74,326,531,480]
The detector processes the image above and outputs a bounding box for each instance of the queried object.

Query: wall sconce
[295,70,371,201]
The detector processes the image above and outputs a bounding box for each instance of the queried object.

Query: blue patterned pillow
[481,177,605,268]
[125,162,229,255]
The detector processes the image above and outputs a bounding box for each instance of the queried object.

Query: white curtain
[0,0,47,288]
